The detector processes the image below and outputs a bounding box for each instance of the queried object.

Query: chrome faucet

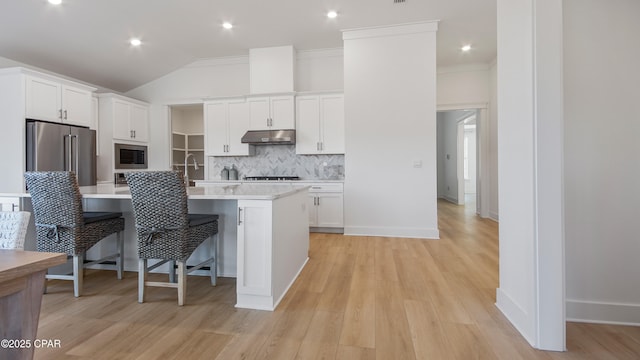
[184,153,199,187]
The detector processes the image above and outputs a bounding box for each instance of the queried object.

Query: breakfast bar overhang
[12,183,310,311]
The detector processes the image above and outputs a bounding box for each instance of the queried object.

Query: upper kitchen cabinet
[247,95,295,130]
[296,93,345,154]
[25,74,94,127]
[0,67,96,193]
[98,93,149,143]
[204,98,254,156]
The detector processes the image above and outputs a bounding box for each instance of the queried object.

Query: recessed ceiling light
[48,0,62,4]
[130,38,142,46]
[222,22,233,29]
[461,45,472,52]
[327,11,338,19]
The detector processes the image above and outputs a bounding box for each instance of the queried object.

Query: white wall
[436,64,498,219]
[564,0,640,325]
[343,22,439,239]
[437,64,491,106]
[496,0,565,350]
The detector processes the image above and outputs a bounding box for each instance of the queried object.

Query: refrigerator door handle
[71,134,79,173]
[64,134,72,171]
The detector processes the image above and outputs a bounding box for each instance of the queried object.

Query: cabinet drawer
[307,183,343,193]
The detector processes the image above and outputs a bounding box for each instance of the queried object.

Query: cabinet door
[247,97,270,130]
[316,193,344,227]
[204,102,228,156]
[62,85,92,127]
[112,100,132,140]
[295,96,321,154]
[237,201,272,296]
[130,104,149,142]
[307,194,318,227]
[25,76,61,122]
[319,94,345,154]
[269,95,295,129]
[0,197,21,212]
[227,100,252,156]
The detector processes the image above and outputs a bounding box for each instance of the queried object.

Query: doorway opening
[437,109,480,213]
[168,104,205,186]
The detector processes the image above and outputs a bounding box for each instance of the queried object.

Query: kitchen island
[10,183,310,311]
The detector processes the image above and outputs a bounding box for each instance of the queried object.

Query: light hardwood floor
[33,200,640,359]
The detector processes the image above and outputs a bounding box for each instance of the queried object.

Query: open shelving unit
[172,132,205,182]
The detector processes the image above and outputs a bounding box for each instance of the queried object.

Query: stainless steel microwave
[114,143,148,169]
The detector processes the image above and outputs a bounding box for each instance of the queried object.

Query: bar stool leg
[116,231,124,280]
[210,234,218,286]
[73,253,84,297]
[177,261,187,306]
[138,259,147,303]
[169,260,176,283]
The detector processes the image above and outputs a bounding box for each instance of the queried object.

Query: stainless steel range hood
[241,129,295,145]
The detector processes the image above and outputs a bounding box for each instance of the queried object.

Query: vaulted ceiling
[0,0,496,92]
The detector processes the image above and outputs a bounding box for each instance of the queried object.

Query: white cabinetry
[236,200,272,297]
[0,67,96,193]
[96,93,150,182]
[235,189,309,310]
[0,197,21,212]
[307,183,344,229]
[25,74,94,127]
[204,98,254,156]
[247,95,295,130]
[296,93,344,154]
[105,97,149,142]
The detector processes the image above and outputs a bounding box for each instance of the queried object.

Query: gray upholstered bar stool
[125,171,218,306]
[24,171,125,297]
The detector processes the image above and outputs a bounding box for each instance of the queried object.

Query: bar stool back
[125,171,218,306]
[24,171,125,297]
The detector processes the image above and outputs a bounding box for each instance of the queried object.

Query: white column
[496,0,565,351]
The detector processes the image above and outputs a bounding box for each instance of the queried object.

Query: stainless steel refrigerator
[26,120,97,186]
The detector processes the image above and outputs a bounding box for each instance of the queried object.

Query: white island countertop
[77,183,310,200]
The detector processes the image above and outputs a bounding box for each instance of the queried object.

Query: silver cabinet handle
[238,207,243,225]
[317,197,320,206]
[59,109,63,119]
[133,130,136,138]
[64,109,68,120]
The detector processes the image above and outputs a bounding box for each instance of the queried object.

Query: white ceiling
[0,0,496,93]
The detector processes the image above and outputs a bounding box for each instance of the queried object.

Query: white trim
[185,56,249,68]
[496,288,536,345]
[342,21,439,41]
[344,226,439,239]
[297,48,344,59]
[567,299,640,326]
[437,63,491,74]
[437,103,488,111]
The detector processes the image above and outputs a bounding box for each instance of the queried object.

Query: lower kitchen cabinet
[0,197,21,212]
[307,183,344,229]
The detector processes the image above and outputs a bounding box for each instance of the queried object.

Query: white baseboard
[495,288,536,347]
[438,195,459,204]
[567,299,640,326]
[344,226,439,239]
[489,211,499,222]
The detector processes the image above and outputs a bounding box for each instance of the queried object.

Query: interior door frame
[438,103,489,218]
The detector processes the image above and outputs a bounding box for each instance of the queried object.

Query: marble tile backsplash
[207,145,344,180]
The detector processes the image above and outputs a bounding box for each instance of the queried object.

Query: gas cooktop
[243,176,301,181]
